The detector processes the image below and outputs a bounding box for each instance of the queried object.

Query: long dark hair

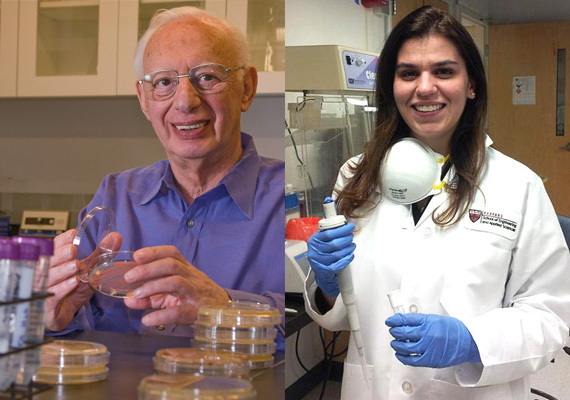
[337,6,487,226]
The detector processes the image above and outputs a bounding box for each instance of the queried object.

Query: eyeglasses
[138,63,245,101]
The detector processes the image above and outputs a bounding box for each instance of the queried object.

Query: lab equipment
[317,198,370,388]
[33,340,110,385]
[285,239,309,294]
[138,374,257,400]
[192,300,280,369]
[19,209,70,238]
[385,313,481,368]
[285,45,378,217]
[153,348,250,379]
[387,289,406,314]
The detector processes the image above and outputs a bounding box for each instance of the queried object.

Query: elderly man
[45,7,284,348]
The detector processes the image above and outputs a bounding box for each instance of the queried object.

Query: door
[488,22,570,216]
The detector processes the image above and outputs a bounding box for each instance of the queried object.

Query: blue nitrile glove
[307,222,356,297]
[385,313,481,368]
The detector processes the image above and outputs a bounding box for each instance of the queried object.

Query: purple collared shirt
[59,133,284,349]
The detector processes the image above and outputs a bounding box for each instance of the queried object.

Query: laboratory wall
[0,94,284,226]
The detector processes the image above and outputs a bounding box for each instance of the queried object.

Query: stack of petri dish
[191,300,281,369]
[33,340,110,385]
[138,374,256,400]
[153,347,250,379]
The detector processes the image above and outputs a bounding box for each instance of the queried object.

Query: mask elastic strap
[431,154,450,190]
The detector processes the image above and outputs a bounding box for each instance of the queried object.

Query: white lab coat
[304,138,570,400]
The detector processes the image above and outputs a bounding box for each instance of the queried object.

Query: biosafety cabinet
[285,45,379,217]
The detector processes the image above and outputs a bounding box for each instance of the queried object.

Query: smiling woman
[393,34,473,155]
[303,5,570,400]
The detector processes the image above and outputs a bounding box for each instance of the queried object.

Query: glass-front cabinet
[18,0,120,96]
[0,0,18,96]
[12,0,283,97]
[228,0,285,94]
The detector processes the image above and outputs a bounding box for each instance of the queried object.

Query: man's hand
[45,230,122,332]
[123,246,230,327]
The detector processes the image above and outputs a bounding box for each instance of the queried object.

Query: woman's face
[393,34,474,155]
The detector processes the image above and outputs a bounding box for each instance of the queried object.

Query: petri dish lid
[153,348,250,378]
[40,340,110,368]
[88,250,149,298]
[197,300,281,327]
[138,374,257,400]
[193,322,277,341]
[73,206,120,282]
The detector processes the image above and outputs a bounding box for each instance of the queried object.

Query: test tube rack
[0,293,54,400]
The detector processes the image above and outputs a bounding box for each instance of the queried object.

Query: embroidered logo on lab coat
[464,205,521,240]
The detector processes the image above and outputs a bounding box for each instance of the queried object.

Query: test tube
[13,237,53,385]
[0,240,19,391]
[387,289,406,314]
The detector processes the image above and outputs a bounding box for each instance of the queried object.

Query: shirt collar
[138,132,259,219]
[219,132,259,219]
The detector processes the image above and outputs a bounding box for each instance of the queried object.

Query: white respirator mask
[379,137,449,205]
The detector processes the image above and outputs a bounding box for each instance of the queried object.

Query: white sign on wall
[513,76,536,105]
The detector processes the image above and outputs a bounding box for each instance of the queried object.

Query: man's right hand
[45,229,121,332]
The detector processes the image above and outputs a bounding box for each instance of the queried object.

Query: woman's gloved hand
[307,222,356,297]
[385,313,481,368]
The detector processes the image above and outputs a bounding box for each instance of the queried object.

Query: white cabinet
[0,0,19,97]
[11,0,283,97]
[17,0,120,96]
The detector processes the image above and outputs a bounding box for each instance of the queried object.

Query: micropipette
[319,197,370,389]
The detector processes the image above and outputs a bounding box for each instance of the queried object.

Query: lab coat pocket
[440,242,511,318]
[340,360,374,400]
[428,379,512,400]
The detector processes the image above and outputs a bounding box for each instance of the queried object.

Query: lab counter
[31,330,284,400]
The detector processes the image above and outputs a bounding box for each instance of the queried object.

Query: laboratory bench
[25,330,284,400]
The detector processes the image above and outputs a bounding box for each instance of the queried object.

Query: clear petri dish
[33,365,109,385]
[138,374,257,400]
[73,206,119,283]
[88,251,148,298]
[153,348,250,378]
[196,300,281,327]
[33,340,110,385]
[191,339,276,369]
[193,322,277,341]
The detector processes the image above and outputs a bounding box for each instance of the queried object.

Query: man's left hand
[123,245,230,327]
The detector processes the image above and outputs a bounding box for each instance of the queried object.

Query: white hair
[133,6,250,79]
